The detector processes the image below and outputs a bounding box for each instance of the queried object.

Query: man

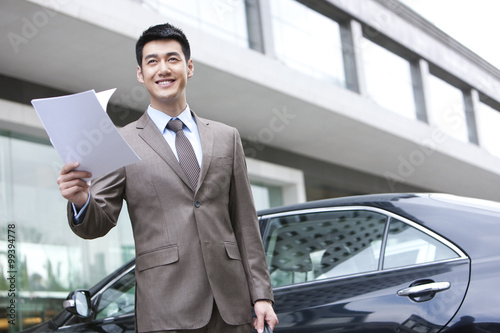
[57,23,278,333]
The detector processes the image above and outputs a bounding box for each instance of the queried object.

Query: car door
[260,207,470,333]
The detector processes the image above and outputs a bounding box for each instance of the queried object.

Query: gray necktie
[166,119,200,190]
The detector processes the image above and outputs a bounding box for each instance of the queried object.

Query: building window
[476,101,500,158]
[0,133,134,331]
[247,158,306,211]
[251,182,283,211]
[361,37,416,119]
[141,0,249,48]
[426,74,468,142]
[269,0,345,87]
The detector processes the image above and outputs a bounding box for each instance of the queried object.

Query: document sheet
[31,89,140,180]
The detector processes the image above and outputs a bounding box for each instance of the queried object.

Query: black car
[22,193,500,332]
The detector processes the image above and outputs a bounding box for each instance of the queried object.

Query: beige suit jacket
[68,111,274,332]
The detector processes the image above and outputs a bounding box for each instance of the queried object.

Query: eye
[147,59,157,65]
[168,57,179,62]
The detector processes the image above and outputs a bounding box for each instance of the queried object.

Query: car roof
[257,193,419,215]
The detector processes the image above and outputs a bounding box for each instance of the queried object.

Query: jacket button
[194,201,201,208]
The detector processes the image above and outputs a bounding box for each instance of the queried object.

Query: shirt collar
[147,104,196,134]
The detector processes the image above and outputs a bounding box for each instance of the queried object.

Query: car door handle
[397,281,451,297]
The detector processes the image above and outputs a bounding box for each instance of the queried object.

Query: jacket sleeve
[229,128,274,304]
[67,167,126,239]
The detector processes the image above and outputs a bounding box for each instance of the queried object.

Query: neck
[151,100,187,118]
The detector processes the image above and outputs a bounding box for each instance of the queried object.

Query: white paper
[96,88,117,112]
[31,89,140,180]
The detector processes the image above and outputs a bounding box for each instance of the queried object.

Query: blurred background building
[1,0,500,331]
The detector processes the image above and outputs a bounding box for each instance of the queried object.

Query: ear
[137,65,144,84]
[187,59,194,78]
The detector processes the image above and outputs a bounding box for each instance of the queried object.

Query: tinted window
[95,269,136,319]
[383,219,460,269]
[263,210,388,287]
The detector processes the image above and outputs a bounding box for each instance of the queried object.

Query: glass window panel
[263,210,387,287]
[476,101,500,158]
[270,0,345,87]
[251,182,283,211]
[142,0,249,48]
[361,37,417,119]
[383,219,459,269]
[0,133,134,331]
[95,269,136,320]
[426,74,468,142]
[0,134,11,224]
[251,184,271,210]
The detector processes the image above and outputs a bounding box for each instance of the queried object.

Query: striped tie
[166,119,200,190]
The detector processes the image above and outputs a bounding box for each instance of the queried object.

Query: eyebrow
[144,52,182,60]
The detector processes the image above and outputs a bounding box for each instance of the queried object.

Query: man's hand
[57,162,92,208]
[253,300,278,333]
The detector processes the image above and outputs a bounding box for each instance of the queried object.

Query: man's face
[137,39,194,113]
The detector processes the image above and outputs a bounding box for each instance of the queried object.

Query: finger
[57,170,92,186]
[255,314,265,333]
[60,162,80,175]
[60,182,90,206]
[267,315,279,330]
[59,179,89,196]
[59,177,89,192]
[262,307,278,331]
[59,162,92,178]
[59,170,92,183]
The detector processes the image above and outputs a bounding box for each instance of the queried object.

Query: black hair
[135,23,191,67]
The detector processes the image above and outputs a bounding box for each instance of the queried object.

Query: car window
[263,210,388,287]
[383,218,460,269]
[95,268,136,320]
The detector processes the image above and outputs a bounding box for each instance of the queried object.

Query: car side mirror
[63,289,92,318]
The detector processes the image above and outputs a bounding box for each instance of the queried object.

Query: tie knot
[166,118,184,133]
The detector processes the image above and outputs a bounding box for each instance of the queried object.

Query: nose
[158,60,171,75]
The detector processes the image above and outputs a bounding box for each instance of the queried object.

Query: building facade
[1,0,500,331]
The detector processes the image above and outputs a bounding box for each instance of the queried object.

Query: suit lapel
[136,112,192,188]
[194,113,214,191]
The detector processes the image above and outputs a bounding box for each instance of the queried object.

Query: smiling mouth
[156,79,174,86]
